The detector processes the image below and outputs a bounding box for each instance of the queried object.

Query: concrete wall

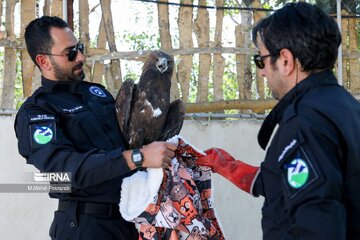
[0,116,265,240]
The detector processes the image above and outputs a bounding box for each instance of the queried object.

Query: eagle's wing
[128,90,150,149]
[115,79,136,142]
[159,99,185,141]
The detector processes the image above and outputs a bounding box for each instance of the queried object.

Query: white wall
[0,116,57,240]
[0,116,265,240]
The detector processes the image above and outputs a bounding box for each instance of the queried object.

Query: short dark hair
[24,16,68,68]
[252,2,341,71]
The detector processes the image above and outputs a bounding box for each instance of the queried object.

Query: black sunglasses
[41,43,84,62]
[253,54,272,69]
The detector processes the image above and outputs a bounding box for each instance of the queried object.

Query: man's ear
[278,48,296,75]
[35,54,52,71]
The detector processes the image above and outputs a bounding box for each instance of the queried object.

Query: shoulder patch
[89,86,106,98]
[30,123,56,148]
[281,146,318,199]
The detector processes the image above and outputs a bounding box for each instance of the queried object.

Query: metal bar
[0,109,17,115]
[1,110,268,119]
[185,113,267,119]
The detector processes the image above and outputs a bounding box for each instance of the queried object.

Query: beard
[271,90,280,100]
[50,57,85,82]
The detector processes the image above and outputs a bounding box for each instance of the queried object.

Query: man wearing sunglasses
[14,16,176,239]
[196,2,360,239]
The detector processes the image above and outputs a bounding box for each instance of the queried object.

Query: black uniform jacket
[15,77,133,203]
[254,70,360,239]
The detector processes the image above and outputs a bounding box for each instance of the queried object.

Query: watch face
[133,153,142,163]
[132,149,143,168]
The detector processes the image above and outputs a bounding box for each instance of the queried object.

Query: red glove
[196,148,259,194]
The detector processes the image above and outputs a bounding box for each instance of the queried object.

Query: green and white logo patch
[281,145,318,199]
[29,115,56,149]
[33,125,53,144]
[287,159,309,188]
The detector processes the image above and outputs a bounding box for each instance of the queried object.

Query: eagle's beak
[156,57,168,74]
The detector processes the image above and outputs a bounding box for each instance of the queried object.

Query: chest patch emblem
[89,86,106,97]
[287,158,309,188]
[33,125,53,145]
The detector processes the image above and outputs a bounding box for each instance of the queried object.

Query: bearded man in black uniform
[196,2,360,239]
[14,16,176,240]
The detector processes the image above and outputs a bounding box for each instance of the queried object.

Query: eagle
[115,50,185,149]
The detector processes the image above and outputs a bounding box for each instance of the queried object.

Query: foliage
[123,70,139,82]
[188,60,199,103]
[121,1,160,51]
[122,61,142,83]
[122,31,161,51]
[223,58,238,101]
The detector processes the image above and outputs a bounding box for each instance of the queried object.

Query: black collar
[41,76,79,93]
[257,70,338,150]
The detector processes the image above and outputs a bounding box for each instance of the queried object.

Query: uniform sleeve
[14,105,132,190]
[279,107,346,239]
[252,170,264,197]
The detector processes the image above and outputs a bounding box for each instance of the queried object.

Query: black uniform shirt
[254,70,360,239]
[15,76,132,203]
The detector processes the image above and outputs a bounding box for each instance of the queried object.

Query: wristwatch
[131,149,144,168]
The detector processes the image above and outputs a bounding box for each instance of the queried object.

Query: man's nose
[76,49,86,62]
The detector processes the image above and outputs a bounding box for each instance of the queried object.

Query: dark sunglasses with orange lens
[253,54,272,69]
[41,43,84,62]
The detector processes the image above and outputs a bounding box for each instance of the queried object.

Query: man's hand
[122,142,177,170]
[141,141,177,168]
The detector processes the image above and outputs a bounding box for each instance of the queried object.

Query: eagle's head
[143,50,174,75]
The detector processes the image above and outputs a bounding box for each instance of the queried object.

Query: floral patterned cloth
[119,136,224,240]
